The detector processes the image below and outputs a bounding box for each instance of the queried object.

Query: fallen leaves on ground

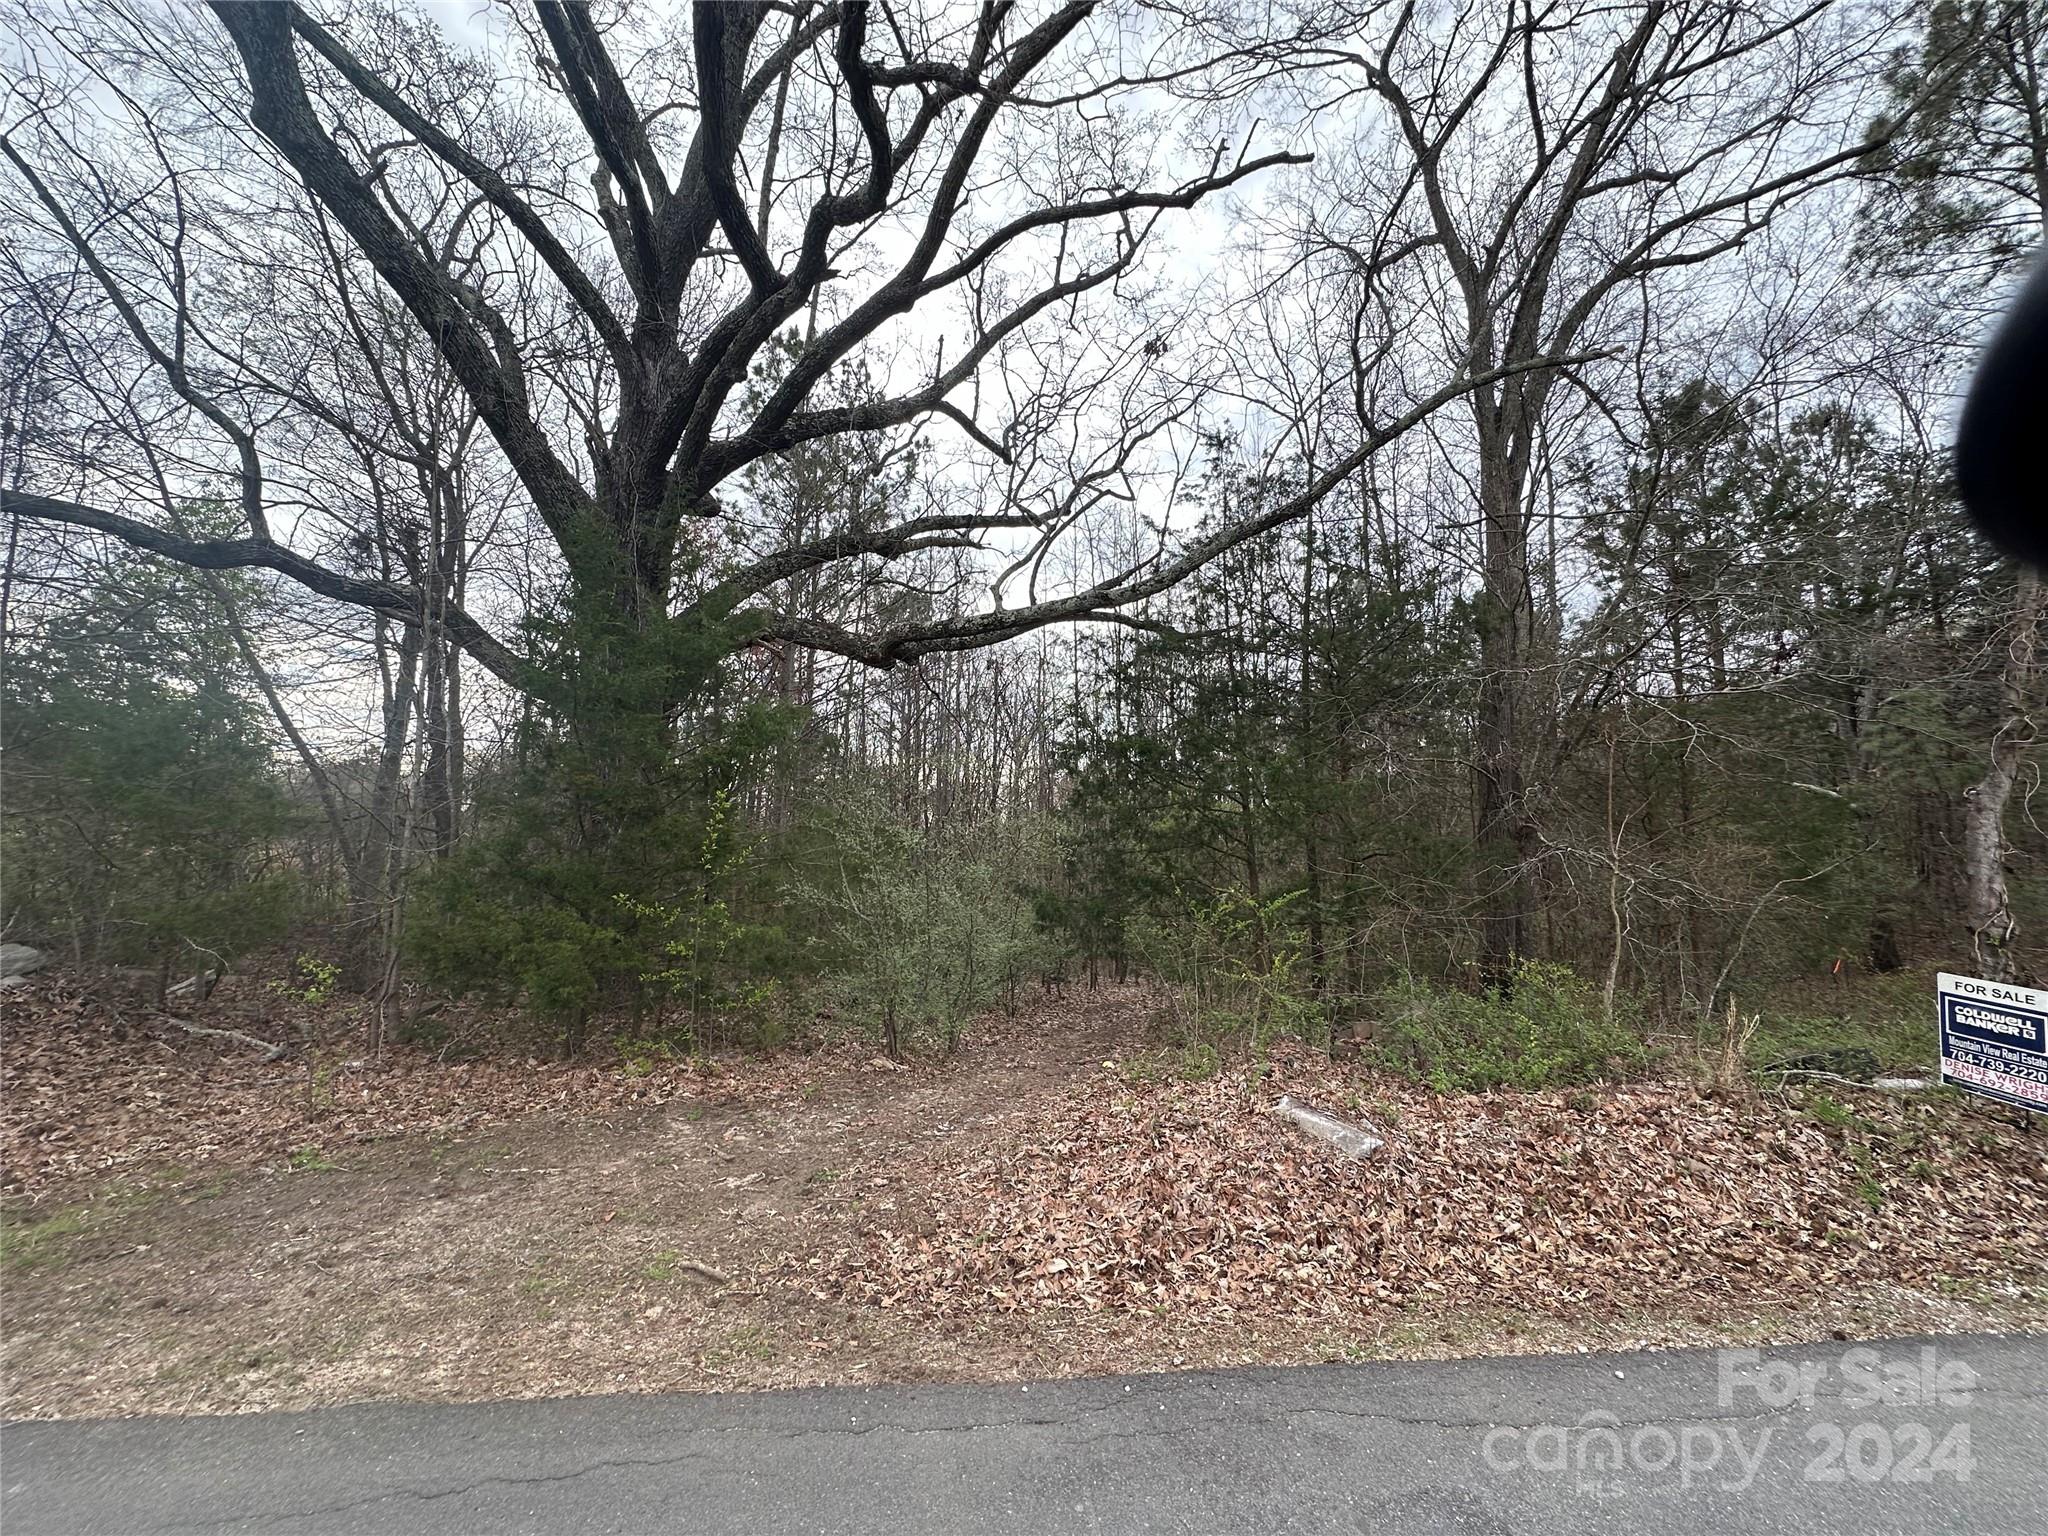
[9,975,2045,1333]
[810,1040,2048,1319]
[0,976,841,1198]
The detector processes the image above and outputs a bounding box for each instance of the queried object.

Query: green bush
[1128,887,1326,1046]
[798,794,1056,1056]
[412,783,791,1054]
[408,607,793,1053]
[1368,960,1641,1091]
[1,552,300,968]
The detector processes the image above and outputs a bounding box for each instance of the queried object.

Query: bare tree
[1241,0,1888,974]
[0,0,1451,719]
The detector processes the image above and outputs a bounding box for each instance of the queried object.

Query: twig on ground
[159,1015,292,1061]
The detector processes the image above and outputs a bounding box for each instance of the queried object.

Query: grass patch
[0,1207,91,1272]
[641,1249,685,1284]
[1744,971,1937,1075]
[1804,1093,1863,1130]
[617,1034,689,1078]
[1112,1041,1229,1087]
[1112,1053,1165,1087]
[709,1322,778,1365]
[516,1264,569,1302]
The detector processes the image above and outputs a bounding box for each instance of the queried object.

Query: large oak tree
[0,0,1516,713]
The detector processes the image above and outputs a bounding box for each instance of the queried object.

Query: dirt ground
[4,981,2044,1420]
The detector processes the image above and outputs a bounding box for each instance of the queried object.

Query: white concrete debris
[1272,1095,1384,1160]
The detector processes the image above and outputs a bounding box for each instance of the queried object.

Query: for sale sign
[1936,973,2048,1114]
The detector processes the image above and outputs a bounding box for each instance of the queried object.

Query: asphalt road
[4,1333,2044,1535]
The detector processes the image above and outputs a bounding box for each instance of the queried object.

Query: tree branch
[746,351,1605,665]
[1,489,533,695]
[207,2,597,560]
[285,6,633,364]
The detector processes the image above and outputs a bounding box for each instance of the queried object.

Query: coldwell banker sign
[1936,973,2048,1114]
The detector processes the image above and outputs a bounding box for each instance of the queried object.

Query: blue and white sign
[1937,972,2048,1114]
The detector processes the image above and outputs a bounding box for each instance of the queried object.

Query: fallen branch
[159,1015,292,1062]
[1769,1069,1933,1094]
[163,971,219,1001]
[677,1259,731,1286]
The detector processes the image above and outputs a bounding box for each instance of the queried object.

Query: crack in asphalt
[107,1376,2048,1532]
[151,1446,727,1533]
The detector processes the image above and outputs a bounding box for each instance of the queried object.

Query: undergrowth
[1366,961,1645,1091]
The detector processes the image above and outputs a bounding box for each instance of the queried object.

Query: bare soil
[4,981,2043,1420]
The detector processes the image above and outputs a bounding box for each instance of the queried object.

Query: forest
[1,0,2042,1086]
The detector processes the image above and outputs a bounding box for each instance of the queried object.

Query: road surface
[5,1332,2044,1534]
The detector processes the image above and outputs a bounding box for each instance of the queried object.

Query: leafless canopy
[3,0,1415,697]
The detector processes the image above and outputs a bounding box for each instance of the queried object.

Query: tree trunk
[1474,447,1536,980]
[421,628,456,859]
[1962,568,2045,980]
[346,616,423,991]
[1296,503,1332,1035]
